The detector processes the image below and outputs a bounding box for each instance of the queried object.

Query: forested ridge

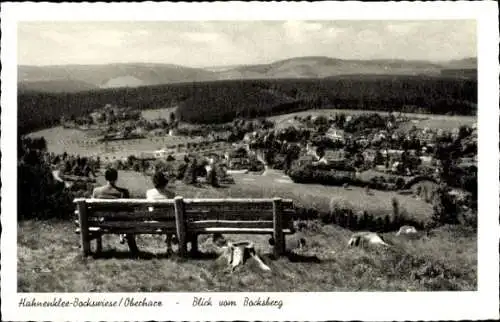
[19,76,477,134]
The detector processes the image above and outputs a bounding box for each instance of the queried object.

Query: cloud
[183,32,222,43]
[17,21,477,66]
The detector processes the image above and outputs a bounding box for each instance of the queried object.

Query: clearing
[141,107,177,121]
[269,109,476,130]
[18,220,476,292]
[27,126,203,159]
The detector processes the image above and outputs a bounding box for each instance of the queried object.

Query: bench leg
[273,235,286,258]
[126,234,139,253]
[95,235,103,253]
[165,234,174,255]
[189,234,199,256]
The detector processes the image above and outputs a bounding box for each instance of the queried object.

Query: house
[419,155,434,165]
[209,131,232,141]
[89,111,104,123]
[382,149,405,158]
[375,165,390,172]
[150,129,166,136]
[154,149,169,158]
[326,128,345,142]
[319,149,347,166]
[131,127,146,136]
[362,149,377,163]
[296,155,317,166]
[357,136,370,147]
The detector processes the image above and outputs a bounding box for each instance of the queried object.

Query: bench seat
[186,227,294,234]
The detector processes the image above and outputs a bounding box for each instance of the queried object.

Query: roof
[323,150,346,161]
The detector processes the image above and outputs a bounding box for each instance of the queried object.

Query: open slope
[18,219,476,292]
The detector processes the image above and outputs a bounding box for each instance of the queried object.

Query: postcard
[1,1,499,321]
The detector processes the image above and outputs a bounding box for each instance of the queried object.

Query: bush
[176,162,188,180]
[18,138,75,220]
[288,164,354,186]
[206,168,219,187]
[431,185,460,226]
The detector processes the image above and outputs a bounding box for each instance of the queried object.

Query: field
[269,109,477,130]
[93,170,433,223]
[141,107,177,121]
[26,126,204,159]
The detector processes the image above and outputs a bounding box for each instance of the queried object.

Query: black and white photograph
[1,2,499,321]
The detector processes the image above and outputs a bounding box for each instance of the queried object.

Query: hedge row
[288,164,406,191]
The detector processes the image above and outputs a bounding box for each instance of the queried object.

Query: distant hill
[18,56,477,93]
[18,63,218,92]
[221,57,445,79]
[438,57,477,79]
[441,57,477,69]
[18,79,98,93]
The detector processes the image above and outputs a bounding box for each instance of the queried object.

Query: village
[49,102,478,218]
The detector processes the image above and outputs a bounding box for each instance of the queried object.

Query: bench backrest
[74,196,295,256]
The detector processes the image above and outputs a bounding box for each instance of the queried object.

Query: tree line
[19,76,477,134]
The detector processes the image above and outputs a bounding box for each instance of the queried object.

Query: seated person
[92,168,138,253]
[146,171,175,200]
[146,171,176,253]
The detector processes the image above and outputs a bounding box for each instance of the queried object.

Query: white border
[1,2,499,321]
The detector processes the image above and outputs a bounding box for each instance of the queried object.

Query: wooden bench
[74,196,296,258]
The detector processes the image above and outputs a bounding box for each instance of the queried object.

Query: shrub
[176,162,188,180]
[288,165,354,186]
[206,168,219,187]
[431,185,460,226]
[18,138,75,220]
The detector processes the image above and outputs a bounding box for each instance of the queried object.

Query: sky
[17,20,477,67]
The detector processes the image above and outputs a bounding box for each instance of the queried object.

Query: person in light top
[146,171,176,253]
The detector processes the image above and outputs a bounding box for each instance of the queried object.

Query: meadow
[141,107,177,121]
[27,126,204,159]
[91,170,433,223]
[269,109,477,131]
[18,217,476,292]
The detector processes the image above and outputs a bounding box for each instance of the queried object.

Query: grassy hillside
[87,170,433,225]
[270,109,477,131]
[18,220,476,292]
[26,126,203,159]
[18,76,477,134]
